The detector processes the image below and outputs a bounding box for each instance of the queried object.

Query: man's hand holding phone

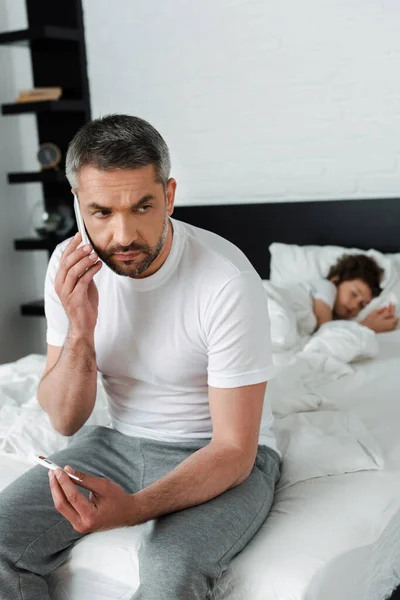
[54,232,102,339]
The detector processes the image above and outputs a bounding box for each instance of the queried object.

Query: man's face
[74,165,176,278]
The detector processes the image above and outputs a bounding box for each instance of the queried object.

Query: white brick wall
[83,0,400,205]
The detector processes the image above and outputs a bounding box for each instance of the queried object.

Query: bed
[1,197,400,600]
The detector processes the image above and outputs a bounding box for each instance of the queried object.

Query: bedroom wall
[2,0,399,363]
[0,0,47,363]
[82,0,400,206]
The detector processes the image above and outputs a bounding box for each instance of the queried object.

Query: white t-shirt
[307,279,337,309]
[44,217,279,454]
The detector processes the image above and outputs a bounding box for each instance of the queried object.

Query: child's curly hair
[327,254,384,297]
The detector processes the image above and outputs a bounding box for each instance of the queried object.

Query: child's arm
[360,305,399,332]
[312,298,333,330]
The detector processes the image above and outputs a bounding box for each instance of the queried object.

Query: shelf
[21,300,44,317]
[14,236,66,251]
[0,26,79,45]
[2,100,86,115]
[8,171,67,184]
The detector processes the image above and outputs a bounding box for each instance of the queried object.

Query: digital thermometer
[33,455,83,482]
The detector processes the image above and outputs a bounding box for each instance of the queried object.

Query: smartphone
[73,194,90,246]
[33,455,83,482]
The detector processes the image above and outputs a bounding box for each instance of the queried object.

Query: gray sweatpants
[0,425,280,600]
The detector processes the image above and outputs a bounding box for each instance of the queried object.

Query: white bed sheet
[0,330,399,600]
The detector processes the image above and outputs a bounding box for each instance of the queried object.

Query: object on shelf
[16,87,62,103]
[21,300,45,317]
[30,200,74,238]
[37,143,62,170]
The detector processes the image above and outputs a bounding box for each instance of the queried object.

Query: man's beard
[90,212,170,278]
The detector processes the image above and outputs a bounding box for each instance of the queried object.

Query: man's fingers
[58,233,86,274]
[64,465,85,483]
[62,254,101,297]
[55,236,92,293]
[61,232,82,260]
[64,465,87,485]
[64,465,105,493]
[52,469,95,515]
[48,471,81,526]
[64,465,83,478]
[74,260,103,290]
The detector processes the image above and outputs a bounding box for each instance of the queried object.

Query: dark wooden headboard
[173,197,400,280]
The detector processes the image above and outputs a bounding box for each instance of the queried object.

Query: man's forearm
[38,332,97,436]
[130,440,254,525]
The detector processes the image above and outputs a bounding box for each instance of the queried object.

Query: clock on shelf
[37,143,62,170]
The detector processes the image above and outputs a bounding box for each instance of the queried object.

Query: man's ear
[166,178,177,216]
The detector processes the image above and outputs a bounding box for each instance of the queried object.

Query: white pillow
[262,280,299,350]
[269,243,400,317]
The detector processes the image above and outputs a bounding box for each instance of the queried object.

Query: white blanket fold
[0,355,110,458]
[273,410,384,491]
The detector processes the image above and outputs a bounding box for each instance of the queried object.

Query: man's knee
[0,484,27,564]
[137,538,218,597]
[0,466,69,564]
[138,534,220,600]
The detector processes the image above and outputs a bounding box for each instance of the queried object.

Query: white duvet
[0,283,398,600]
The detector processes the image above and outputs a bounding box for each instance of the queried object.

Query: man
[0,114,280,600]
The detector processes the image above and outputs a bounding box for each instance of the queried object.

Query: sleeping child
[309,254,398,333]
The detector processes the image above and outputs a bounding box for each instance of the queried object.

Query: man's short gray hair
[65,114,171,190]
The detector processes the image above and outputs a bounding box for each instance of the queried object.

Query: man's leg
[0,426,143,600]
[133,442,280,600]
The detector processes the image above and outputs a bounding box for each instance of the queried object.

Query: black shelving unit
[2,100,86,114]
[1,0,91,317]
[14,237,66,251]
[8,171,67,184]
[0,26,79,45]
[21,300,46,317]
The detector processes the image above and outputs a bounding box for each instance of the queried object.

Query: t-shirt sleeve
[310,279,337,309]
[44,242,70,347]
[204,271,275,389]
